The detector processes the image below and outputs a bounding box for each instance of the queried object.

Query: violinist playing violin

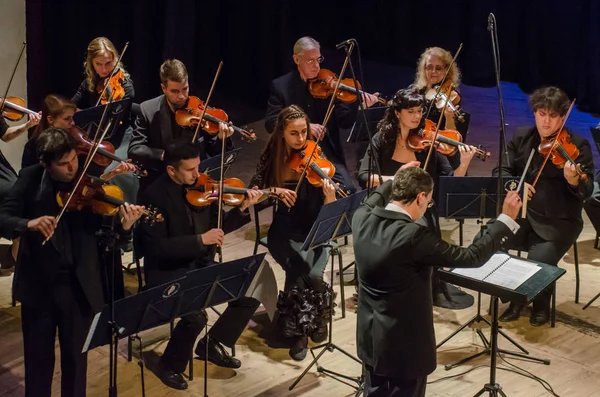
[358,87,478,309]
[495,86,594,326]
[136,139,261,391]
[0,104,40,269]
[250,105,341,361]
[72,37,135,145]
[414,47,468,169]
[266,36,380,193]
[129,59,233,195]
[0,128,144,397]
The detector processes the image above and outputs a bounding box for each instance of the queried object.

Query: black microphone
[336,38,353,49]
[488,13,494,32]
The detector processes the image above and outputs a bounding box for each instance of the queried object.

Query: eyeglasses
[425,64,446,72]
[305,55,325,65]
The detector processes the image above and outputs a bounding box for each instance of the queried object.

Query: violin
[425,81,465,122]
[287,140,347,197]
[408,119,491,160]
[537,129,587,180]
[175,96,256,141]
[185,174,276,208]
[308,69,388,106]
[68,126,147,177]
[96,68,126,105]
[56,173,162,222]
[1,96,39,121]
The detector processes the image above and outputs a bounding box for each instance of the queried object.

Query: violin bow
[531,99,575,187]
[423,43,463,122]
[191,61,223,143]
[423,83,455,170]
[292,49,352,195]
[95,42,130,107]
[0,42,26,114]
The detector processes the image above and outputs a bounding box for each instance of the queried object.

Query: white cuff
[497,214,520,234]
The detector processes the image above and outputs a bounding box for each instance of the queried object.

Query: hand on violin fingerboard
[361,92,380,108]
[217,122,234,140]
[119,203,145,231]
[322,179,337,204]
[564,162,581,186]
[239,187,262,211]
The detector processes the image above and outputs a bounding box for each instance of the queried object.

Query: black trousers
[364,365,426,397]
[160,297,260,373]
[507,218,578,308]
[21,276,92,397]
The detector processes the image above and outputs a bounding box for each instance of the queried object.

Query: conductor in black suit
[137,138,261,391]
[352,167,522,397]
[496,86,594,326]
[0,128,144,397]
[265,36,380,192]
[129,59,233,195]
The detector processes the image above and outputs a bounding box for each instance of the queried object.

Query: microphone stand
[338,39,383,192]
[489,13,508,216]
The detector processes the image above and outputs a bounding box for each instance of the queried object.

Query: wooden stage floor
[0,81,599,396]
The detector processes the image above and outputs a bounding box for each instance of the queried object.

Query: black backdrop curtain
[25,0,600,117]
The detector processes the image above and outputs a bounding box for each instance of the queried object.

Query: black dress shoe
[195,338,241,369]
[289,336,308,361]
[156,362,188,390]
[310,326,327,343]
[530,309,550,327]
[499,304,523,322]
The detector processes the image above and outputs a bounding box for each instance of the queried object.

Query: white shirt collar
[385,202,413,221]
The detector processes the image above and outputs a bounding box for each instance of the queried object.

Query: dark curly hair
[377,86,424,144]
[529,86,570,116]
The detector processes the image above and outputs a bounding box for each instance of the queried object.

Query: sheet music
[452,253,511,280]
[452,253,540,290]
[484,257,541,290]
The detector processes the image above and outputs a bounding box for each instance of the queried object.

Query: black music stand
[347,106,387,144]
[289,190,367,393]
[74,99,133,141]
[438,176,520,246]
[84,254,265,397]
[436,176,549,370]
[199,147,241,179]
[439,255,565,396]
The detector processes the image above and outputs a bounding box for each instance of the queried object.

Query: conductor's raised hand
[501,191,522,220]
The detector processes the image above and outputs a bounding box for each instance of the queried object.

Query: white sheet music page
[485,257,541,290]
[452,253,511,281]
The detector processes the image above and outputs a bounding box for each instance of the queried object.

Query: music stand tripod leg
[583,291,600,310]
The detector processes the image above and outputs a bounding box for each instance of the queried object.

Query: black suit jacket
[265,69,357,163]
[496,126,594,241]
[0,165,127,312]
[128,95,232,193]
[137,173,251,287]
[351,181,513,380]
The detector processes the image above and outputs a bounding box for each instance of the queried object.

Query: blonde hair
[413,47,461,90]
[83,37,126,92]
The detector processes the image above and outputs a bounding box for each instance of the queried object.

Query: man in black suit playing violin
[137,139,262,391]
[129,59,233,194]
[265,36,380,192]
[0,128,144,397]
[495,86,594,326]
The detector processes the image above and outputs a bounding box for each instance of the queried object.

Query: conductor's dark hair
[164,139,199,168]
[529,86,570,116]
[391,166,434,204]
[36,128,76,165]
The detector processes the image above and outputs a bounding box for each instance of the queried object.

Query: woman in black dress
[250,105,339,361]
[358,87,477,308]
